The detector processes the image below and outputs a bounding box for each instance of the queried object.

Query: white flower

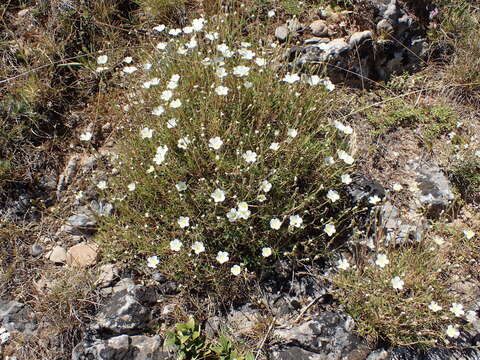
[237,202,251,219]
[475,150,480,157]
[375,254,390,268]
[170,238,183,252]
[337,150,354,165]
[428,301,442,312]
[391,276,404,290]
[140,127,154,139]
[287,128,298,138]
[171,74,180,82]
[327,190,340,203]
[97,180,107,190]
[192,18,205,31]
[333,120,353,135]
[186,36,198,49]
[289,214,303,228]
[306,75,321,86]
[177,137,191,150]
[392,183,403,191]
[168,28,182,36]
[270,218,282,230]
[176,182,187,192]
[237,202,248,212]
[156,42,168,52]
[446,325,460,338]
[80,131,93,141]
[205,32,219,41]
[183,26,193,34]
[255,58,266,66]
[167,118,177,128]
[97,55,108,65]
[122,66,138,74]
[368,195,382,204]
[128,183,136,191]
[243,150,257,163]
[178,216,190,228]
[192,241,205,254]
[161,90,173,101]
[142,80,153,88]
[209,137,223,150]
[262,247,273,257]
[463,230,475,240]
[170,99,182,108]
[215,86,229,96]
[323,79,335,91]
[216,43,228,52]
[96,66,108,72]
[211,188,226,203]
[269,142,280,151]
[341,174,352,184]
[282,73,300,84]
[144,62,152,70]
[154,145,168,165]
[450,303,464,317]
[324,156,335,165]
[268,10,276,17]
[238,48,255,60]
[152,105,165,116]
[167,80,179,90]
[260,180,272,193]
[432,236,445,246]
[123,56,133,64]
[216,67,228,78]
[233,65,250,77]
[146,166,155,174]
[324,223,336,236]
[216,251,229,264]
[257,194,267,202]
[153,24,165,32]
[337,258,350,270]
[244,81,253,88]
[226,208,239,222]
[147,255,159,268]
[231,264,241,276]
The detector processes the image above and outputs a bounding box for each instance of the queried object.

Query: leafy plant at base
[165,317,211,360]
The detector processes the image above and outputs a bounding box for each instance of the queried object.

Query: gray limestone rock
[349,31,373,48]
[92,285,157,335]
[72,335,172,360]
[30,243,45,257]
[408,160,454,215]
[0,301,37,334]
[271,312,371,360]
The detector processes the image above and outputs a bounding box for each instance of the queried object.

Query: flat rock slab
[67,243,98,267]
[72,335,172,360]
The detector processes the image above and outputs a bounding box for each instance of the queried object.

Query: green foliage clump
[366,98,458,143]
[450,155,480,204]
[165,318,253,360]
